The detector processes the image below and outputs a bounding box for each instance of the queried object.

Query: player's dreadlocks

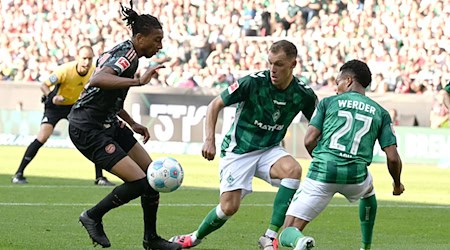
[340,59,372,88]
[120,0,162,36]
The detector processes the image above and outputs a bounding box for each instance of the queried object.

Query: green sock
[196,207,229,239]
[279,227,304,247]
[359,195,377,249]
[268,184,297,232]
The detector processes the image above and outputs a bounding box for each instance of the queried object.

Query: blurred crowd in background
[1,0,449,96]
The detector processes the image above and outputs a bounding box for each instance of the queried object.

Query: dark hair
[269,40,298,60]
[339,59,372,88]
[120,1,162,37]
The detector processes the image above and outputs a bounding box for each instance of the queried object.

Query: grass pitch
[0,145,449,249]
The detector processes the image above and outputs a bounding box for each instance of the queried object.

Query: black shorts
[69,123,137,171]
[42,105,72,126]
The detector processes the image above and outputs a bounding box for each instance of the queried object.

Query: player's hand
[202,138,216,161]
[131,122,150,144]
[393,183,405,196]
[137,65,165,86]
[52,95,65,105]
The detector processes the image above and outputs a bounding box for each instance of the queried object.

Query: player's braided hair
[120,0,162,37]
[339,59,372,88]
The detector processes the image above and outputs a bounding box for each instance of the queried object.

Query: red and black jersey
[69,40,139,130]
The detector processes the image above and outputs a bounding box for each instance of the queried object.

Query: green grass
[0,145,449,249]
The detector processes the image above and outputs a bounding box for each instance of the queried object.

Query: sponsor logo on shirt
[115,57,131,72]
[273,100,286,106]
[254,120,284,131]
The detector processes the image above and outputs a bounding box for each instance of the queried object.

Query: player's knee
[220,202,240,216]
[280,163,302,179]
[272,157,302,179]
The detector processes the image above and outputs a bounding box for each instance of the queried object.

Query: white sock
[191,231,199,242]
[265,229,277,239]
[280,178,300,189]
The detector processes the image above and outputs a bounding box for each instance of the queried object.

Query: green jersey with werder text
[307,91,397,184]
[220,70,317,156]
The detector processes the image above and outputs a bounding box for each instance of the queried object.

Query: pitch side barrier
[1,82,448,166]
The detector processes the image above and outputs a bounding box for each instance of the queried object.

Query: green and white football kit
[218,70,317,196]
[287,91,397,221]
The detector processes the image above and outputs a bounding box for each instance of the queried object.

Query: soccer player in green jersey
[442,81,450,120]
[170,40,318,249]
[278,59,405,250]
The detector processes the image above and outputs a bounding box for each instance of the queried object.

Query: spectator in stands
[389,108,400,126]
[430,89,450,128]
[0,0,448,94]
[212,72,230,89]
[319,76,336,93]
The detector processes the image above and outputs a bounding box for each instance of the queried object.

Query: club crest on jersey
[115,57,131,72]
[272,109,281,122]
[227,81,239,94]
[49,74,58,84]
[105,144,116,154]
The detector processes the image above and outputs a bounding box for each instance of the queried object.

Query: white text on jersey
[338,100,376,115]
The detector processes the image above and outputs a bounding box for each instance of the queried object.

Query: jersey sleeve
[444,81,450,94]
[309,98,327,131]
[378,109,397,149]
[303,90,319,121]
[220,75,253,106]
[100,47,136,76]
[44,64,68,86]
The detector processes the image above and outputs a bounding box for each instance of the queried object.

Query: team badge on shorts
[227,174,235,184]
[105,144,116,154]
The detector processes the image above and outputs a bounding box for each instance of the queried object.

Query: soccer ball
[147,157,184,193]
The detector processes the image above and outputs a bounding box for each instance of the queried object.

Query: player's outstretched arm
[202,96,225,161]
[383,144,405,196]
[89,66,162,89]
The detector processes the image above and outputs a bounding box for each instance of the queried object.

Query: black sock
[88,177,147,221]
[16,139,44,175]
[95,165,103,179]
[142,182,160,240]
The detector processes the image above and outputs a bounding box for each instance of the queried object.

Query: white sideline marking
[0,202,449,209]
[0,185,211,190]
